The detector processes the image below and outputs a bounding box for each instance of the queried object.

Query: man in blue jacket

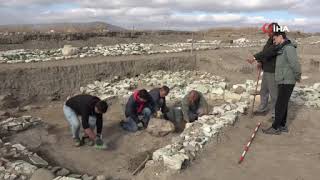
[121,89,155,132]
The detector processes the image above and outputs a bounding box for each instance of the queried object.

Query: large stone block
[162,153,189,171]
[61,45,79,56]
[147,118,175,137]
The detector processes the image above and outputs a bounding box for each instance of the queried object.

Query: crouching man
[149,86,170,119]
[63,94,108,148]
[121,89,155,132]
[182,90,209,122]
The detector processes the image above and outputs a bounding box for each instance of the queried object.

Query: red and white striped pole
[238,122,261,164]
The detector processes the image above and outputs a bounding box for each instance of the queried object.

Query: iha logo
[261,23,290,33]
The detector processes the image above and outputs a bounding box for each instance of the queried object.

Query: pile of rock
[0,116,41,135]
[0,140,45,180]
[0,49,61,64]
[233,38,250,45]
[80,70,228,103]
[291,83,320,108]
[0,140,106,180]
[0,115,107,180]
[0,38,265,64]
[81,70,259,107]
[152,101,249,170]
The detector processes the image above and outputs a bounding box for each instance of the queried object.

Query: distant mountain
[0,22,126,33]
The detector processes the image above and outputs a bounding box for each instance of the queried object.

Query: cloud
[0,0,319,32]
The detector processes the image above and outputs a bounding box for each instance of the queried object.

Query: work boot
[73,138,82,147]
[253,111,268,116]
[119,120,125,128]
[279,126,289,133]
[262,126,281,135]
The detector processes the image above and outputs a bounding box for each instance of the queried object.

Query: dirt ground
[136,104,320,180]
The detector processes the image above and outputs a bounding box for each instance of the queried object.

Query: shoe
[120,121,125,128]
[253,111,268,116]
[73,138,82,147]
[279,126,289,133]
[95,143,108,150]
[262,127,281,135]
[250,91,260,96]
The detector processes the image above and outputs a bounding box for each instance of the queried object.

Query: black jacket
[65,94,103,134]
[149,88,169,113]
[254,37,277,73]
[125,93,155,122]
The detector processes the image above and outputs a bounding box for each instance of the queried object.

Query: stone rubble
[81,70,229,104]
[0,116,107,180]
[152,101,249,171]
[0,116,41,135]
[0,38,265,64]
[291,83,320,108]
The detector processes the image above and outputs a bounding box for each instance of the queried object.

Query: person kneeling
[182,90,209,123]
[63,94,108,148]
[149,86,170,119]
[121,89,155,132]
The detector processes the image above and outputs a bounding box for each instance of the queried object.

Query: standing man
[63,94,108,147]
[248,22,279,120]
[263,31,301,135]
[182,90,209,123]
[149,86,170,119]
[121,89,155,132]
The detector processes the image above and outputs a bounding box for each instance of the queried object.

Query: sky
[0,0,319,32]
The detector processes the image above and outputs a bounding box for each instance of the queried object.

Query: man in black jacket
[121,89,155,132]
[63,94,108,147]
[248,22,279,120]
[149,86,170,119]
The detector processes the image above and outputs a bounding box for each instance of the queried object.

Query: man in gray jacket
[182,90,209,122]
[263,31,301,135]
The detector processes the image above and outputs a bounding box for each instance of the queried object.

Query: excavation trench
[2,54,197,179]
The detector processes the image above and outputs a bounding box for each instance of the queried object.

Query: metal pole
[191,32,194,55]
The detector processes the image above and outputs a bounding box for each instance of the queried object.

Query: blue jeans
[63,105,97,139]
[122,107,152,132]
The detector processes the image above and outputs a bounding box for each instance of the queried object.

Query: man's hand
[84,128,96,140]
[246,55,256,64]
[246,59,255,64]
